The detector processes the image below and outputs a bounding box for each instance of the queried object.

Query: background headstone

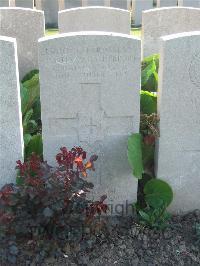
[142,7,200,57]
[59,7,130,34]
[0,0,9,6]
[87,0,105,6]
[37,0,59,28]
[157,0,177,7]
[0,8,45,80]
[156,31,200,213]
[178,0,200,7]
[38,32,141,213]
[64,0,82,9]
[110,0,130,10]
[15,0,34,8]
[0,36,24,188]
[132,0,153,26]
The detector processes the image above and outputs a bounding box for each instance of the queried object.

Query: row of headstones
[1,0,200,27]
[0,0,34,8]
[36,0,200,27]
[0,7,200,214]
[0,7,131,79]
[0,6,200,77]
[37,0,200,27]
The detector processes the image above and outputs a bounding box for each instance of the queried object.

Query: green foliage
[141,54,159,92]
[128,133,144,179]
[138,204,171,230]
[136,179,173,229]
[21,69,39,83]
[20,70,42,159]
[144,179,173,209]
[25,134,43,159]
[128,59,173,229]
[128,113,159,178]
[140,90,157,115]
[140,113,159,177]
[0,147,108,263]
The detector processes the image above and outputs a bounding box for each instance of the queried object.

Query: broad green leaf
[21,73,40,115]
[140,90,157,115]
[21,69,39,83]
[24,134,32,146]
[144,179,173,209]
[32,98,41,122]
[141,60,156,87]
[139,210,150,222]
[23,109,33,126]
[25,134,43,159]
[141,54,159,92]
[20,84,29,115]
[127,133,144,179]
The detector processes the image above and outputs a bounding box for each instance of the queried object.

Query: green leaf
[141,60,156,87]
[141,54,159,92]
[25,134,43,159]
[24,134,32,146]
[127,133,144,179]
[20,84,29,116]
[21,73,40,116]
[139,210,150,222]
[140,90,157,115]
[144,179,173,209]
[23,109,33,126]
[21,69,39,83]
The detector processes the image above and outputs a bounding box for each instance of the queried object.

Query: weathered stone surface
[0,8,44,80]
[59,7,130,34]
[142,7,200,58]
[157,0,177,7]
[0,36,23,188]
[156,31,200,213]
[64,0,82,9]
[15,0,34,8]
[132,0,153,26]
[178,0,200,7]
[0,0,9,6]
[38,32,141,214]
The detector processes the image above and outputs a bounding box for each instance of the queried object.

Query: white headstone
[178,0,200,7]
[156,31,200,213]
[38,32,141,214]
[0,8,45,80]
[0,0,9,6]
[0,36,24,188]
[132,0,153,26]
[110,0,130,10]
[59,7,130,34]
[87,0,105,6]
[39,0,59,28]
[15,0,34,8]
[157,0,177,7]
[142,7,200,58]
[64,0,82,9]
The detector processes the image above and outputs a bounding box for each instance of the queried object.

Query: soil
[3,210,200,266]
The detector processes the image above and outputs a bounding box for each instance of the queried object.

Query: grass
[131,27,141,37]
[46,28,141,37]
[45,29,58,36]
